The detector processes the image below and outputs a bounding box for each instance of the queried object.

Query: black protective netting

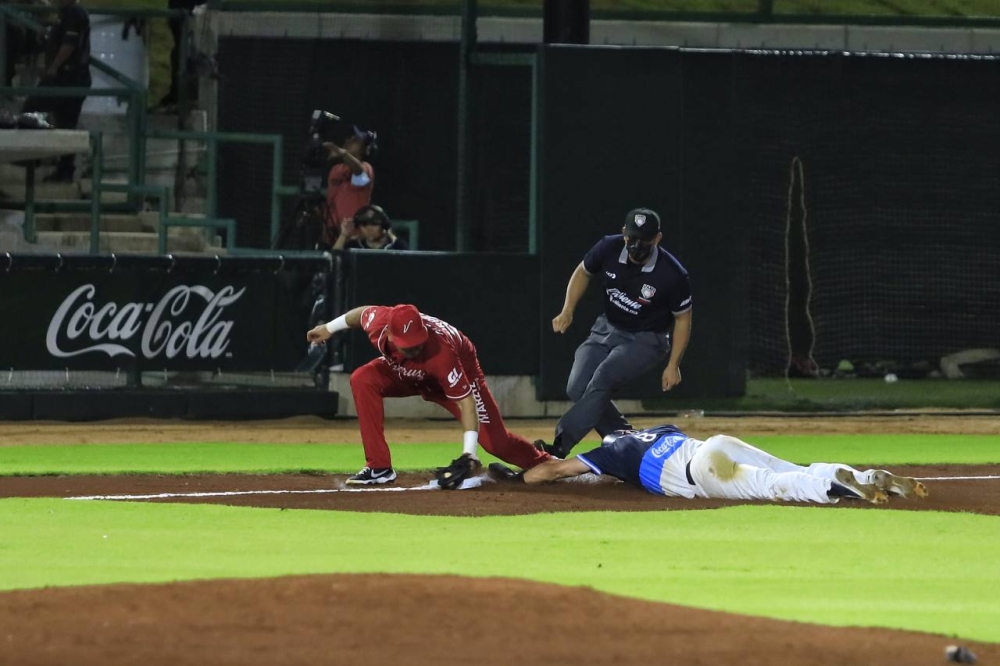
[733,53,1000,376]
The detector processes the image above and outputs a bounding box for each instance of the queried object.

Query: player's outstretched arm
[523,458,591,484]
[434,395,482,490]
[306,305,375,343]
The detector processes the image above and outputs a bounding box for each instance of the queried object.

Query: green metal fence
[202,0,1000,28]
[3,4,248,254]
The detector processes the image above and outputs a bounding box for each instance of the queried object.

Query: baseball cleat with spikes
[487,462,521,482]
[869,469,929,499]
[834,468,889,505]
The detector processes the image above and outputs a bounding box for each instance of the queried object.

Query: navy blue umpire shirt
[582,235,692,333]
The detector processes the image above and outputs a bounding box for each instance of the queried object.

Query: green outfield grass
[645,378,1000,412]
[2,499,998,642]
[1,434,999,475]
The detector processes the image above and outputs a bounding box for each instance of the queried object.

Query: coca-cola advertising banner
[0,255,332,372]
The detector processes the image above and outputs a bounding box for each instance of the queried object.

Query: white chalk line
[65,475,493,501]
[914,475,1000,481]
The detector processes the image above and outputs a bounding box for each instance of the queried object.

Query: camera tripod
[272,190,329,251]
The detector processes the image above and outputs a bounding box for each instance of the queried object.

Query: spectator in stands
[333,204,409,251]
[155,0,206,110]
[21,0,91,182]
[322,126,376,247]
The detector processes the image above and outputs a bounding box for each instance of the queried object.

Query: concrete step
[78,178,129,204]
[180,196,207,215]
[33,229,223,254]
[147,109,209,132]
[0,165,83,200]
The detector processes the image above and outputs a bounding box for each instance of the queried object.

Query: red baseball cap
[388,304,428,348]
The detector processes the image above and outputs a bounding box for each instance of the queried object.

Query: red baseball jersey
[360,306,475,401]
[326,162,374,231]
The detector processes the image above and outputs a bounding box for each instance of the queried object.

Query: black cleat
[488,462,522,482]
[346,466,397,485]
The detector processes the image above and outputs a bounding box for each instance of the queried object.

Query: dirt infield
[2,416,998,664]
[3,465,999,516]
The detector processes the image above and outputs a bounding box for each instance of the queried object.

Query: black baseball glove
[435,453,482,490]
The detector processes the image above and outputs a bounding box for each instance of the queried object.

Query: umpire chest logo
[640,284,656,300]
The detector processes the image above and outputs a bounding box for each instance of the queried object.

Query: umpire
[22,0,91,182]
[541,208,693,459]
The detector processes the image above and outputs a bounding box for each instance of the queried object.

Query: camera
[301,109,341,195]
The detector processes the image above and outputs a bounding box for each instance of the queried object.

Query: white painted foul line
[61,474,999,502]
[65,476,493,501]
[913,475,1000,481]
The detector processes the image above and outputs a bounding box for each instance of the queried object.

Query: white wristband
[324,314,349,334]
[462,430,479,457]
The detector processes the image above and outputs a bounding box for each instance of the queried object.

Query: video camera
[300,109,342,195]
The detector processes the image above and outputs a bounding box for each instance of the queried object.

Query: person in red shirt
[322,126,376,246]
[307,304,552,485]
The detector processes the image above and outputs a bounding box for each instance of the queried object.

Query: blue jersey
[582,235,692,333]
[577,425,693,496]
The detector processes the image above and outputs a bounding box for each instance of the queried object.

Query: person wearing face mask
[539,208,693,460]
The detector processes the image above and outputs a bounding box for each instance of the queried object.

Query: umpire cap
[623,208,661,241]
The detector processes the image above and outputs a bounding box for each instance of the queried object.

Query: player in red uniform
[307,304,552,485]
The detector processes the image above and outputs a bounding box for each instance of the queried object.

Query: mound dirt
[0,574,996,666]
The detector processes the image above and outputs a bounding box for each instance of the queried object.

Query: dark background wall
[216,40,1000,395]
[217,38,534,253]
[341,251,540,375]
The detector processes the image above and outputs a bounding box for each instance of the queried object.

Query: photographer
[333,204,408,251]
[323,125,376,246]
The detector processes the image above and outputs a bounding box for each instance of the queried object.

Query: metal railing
[146,129,291,248]
[202,0,1000,29]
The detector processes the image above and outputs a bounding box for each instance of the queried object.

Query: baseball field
[1,415,998,665]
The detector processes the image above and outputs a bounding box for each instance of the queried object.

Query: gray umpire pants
[555,315,670,453]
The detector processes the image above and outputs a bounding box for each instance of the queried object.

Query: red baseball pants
[349,358,551,470]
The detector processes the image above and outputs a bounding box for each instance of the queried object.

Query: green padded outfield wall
[535,46,745,401]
